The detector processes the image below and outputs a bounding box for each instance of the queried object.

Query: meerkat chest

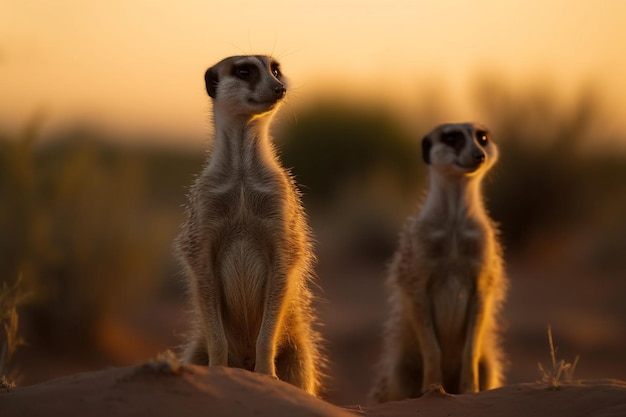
[200,174,287,224]
[421,221,486,268]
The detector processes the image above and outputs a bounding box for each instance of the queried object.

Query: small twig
[548,325,556,368]
[538,325,579,388]
[0,274,29,384]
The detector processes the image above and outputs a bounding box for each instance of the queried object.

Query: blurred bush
[0,120,203,350]
[277,99,426,261]
[278,99,423,205]
[473,78,626,262]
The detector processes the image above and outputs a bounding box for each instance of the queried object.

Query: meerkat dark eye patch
[233,64,258,80]
[441,131,464,146]
[441,131,465,153]
[475,130,489,146]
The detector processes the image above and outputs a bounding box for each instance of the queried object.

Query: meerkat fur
[176,55,324,396]
[371,122,507,402]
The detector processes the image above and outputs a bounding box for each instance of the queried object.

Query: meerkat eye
[271,63,281,78]
[233,64,256,80]
[476,130,489,146]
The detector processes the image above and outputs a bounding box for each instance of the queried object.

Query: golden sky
[1,0,625,143]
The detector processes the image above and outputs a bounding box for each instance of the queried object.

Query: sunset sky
[1,0,625,144]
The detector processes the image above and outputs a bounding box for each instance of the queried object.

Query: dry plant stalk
[538,325,579,388]
[152,350,184,375]
[1,275,28,385]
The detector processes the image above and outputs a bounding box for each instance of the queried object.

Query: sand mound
[364,380,626,417]
[2,360,626,417]
[0,361,354,417]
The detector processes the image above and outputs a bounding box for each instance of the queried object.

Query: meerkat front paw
[207,338,228,367]
[259,372,279,381]
[254,361,277,378]
[422,365,443,394]
[459,372,479,393]
[255,367,279,381]
[459,381,478,394]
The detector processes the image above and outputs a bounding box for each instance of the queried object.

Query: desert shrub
[277,99,424,206]
[0,122,184,349]
[276,99,425,261]
[472,78,626,251]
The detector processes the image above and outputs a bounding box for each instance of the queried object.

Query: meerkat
[176,55,324,396]
[371,122,507,402]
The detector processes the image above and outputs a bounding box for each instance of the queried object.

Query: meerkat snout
[473,149,485,164]
[273,84,286,99]
[470,147,486,167]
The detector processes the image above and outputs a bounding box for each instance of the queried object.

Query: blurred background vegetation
[1,79,625,402]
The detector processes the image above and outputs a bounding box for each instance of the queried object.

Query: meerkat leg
[191,266,229,368]
[387,348,424,400]
[275,332,317,395]
[254,265,292,378]
[478,356,494,391]
[459,291,491,393]
[183,334,209,365]
[478,342,503,390]
[179,222,229,367]
[370,374,389,403]
[402,290,443,393]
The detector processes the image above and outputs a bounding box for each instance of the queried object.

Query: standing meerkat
[371,122,507,402]
[176,55,324,396]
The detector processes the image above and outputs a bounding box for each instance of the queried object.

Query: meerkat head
[205,55,287,119]
[421,123,498,177]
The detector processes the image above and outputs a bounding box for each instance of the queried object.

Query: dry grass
[0,275,29,388]
[149,350,184,375]
[0,122,178,349]
[127,350,186,380]
[538,325,580,388]
[0,374,16,391]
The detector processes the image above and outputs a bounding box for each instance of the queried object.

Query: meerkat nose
[273,85,286,99]
[473,151,486,164]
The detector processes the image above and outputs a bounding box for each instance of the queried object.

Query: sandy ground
[2,360,626,417]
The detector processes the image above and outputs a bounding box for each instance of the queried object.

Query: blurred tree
[277,99,423,207]
[471,78,623,251]
[276,99,425,261]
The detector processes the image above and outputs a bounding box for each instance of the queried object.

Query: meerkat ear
[421,135,432,164]
[205,67,219,98]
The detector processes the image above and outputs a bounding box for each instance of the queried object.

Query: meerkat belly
[220,233,269,315]
[217,230,270,366]
[425,229,484,352]
[431,272,471,351]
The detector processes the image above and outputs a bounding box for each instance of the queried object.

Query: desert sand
[2,358,626,417]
